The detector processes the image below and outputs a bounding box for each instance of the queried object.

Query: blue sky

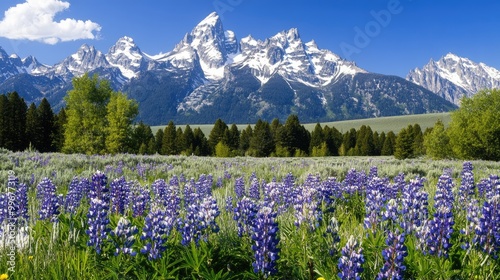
[0,0,498,77]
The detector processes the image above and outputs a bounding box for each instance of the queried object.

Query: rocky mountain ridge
[0,12,457,124]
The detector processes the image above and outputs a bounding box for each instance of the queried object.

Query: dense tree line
[3,75,496,160]
[150,115,399,158]
[0,92,63,152]
[0,88,437,160]
[423,89,500,161]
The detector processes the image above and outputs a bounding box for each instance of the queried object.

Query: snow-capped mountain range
[0,12,463,124]
[407,53,500,105]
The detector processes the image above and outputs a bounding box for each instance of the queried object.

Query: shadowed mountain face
[0,12,456,125]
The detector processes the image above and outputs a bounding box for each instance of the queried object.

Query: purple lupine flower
[234,197,258,237]
[136,163,146,178]
[111,217,138,256]
[474,195,500,259]
[198,196,220,236]
[342,169,368,195]
[225,196,233,213]
[318,177,342,207]
[131,184,150,217]
[424,174,455,257]
[152,179,180,216]
[263,180,282,209]
[224,170,231,180]
[89,171,109,203]
[434,174,454,210]
[364,177,387,233]
[110,177,131,215]
[15,180,29,222]
[179,202,200,246]
[249,177,260,200]
[216,176,223,188]
[105,165,114,175]
[115,161,124,175]
[461,198,480,249]
[338,235,364,280]
[0,193,7,224]
[179,195,220,246]
[458,162,475,208]
[478,175,500,200]
[86,197,110,254]
[369,166,378,179]
[326,216,341,256]
[425,205,454,257]
[180,173,187,184]
[37,178,61,222]
[141,206,175,260]
[294,184,322,231]
[197,174,213,198]
[65,177,85,215]
[281,173,296,208]
[377,230,407,280]
[252,205,280,278]
[401,177,428,235]
[382,199,400,229]
[29,173,35,186]
[234,177,246,199]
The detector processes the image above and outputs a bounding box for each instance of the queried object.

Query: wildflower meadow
[0,150,499,279]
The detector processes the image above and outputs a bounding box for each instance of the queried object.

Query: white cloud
[0,0,101,44]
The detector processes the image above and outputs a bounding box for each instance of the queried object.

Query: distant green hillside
[151,112,452,135]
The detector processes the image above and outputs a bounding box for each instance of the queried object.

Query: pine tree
[155,128,164,154]
[37,98,56,152]
[309,123,324,153]
[26,103,40,150]
[411,124,424,157]
[7,92,28,151]
[162,121,178,155]
[193,128,209,156]
[359,125,375,156]
[376,132,386,156]
[131,122,154,154]
[381,131,396,156]
[394,127,414,159]
[270,118,282,142]
[227,124,240,152]
[323,125,342,156]
[53,108,67,152]
[250,119,274,157]
[181,125,194,155]
[276,115,310,156]
[0,95,9,148]
[239,125,253,154]
[208,119,228,154]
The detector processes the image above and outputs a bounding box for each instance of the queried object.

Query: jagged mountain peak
[173,11,237,80]
[197,12,221,27]
[407,53,500,105]
[0,11,457,126]
[106,36,148,79]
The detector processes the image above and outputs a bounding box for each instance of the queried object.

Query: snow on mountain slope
[232,28,365,86]
[170,12,238,80]
[52,44,110,80]
[407,53,500,105]
[106,36,149,79]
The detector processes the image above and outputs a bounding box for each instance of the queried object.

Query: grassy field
[151,112,452,134]
[1,151,499,279]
